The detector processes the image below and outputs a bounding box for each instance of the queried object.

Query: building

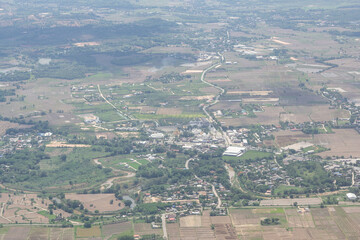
[223,146,246,157]
[150,133,165,139]
[347,193,357,201]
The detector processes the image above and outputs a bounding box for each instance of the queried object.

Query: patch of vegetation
[0,71,30,82]
[261,217,280,226]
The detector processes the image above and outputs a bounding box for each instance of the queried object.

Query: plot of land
[314,129,360,158]
[260,198,321,206]
[273,130,312,148]
[217,106,283,127]
[0,193,54,224]
[180,215,202,227]
[46,141,91,148]
[134,223,163,236]
[65,194,123,213]
[103,222,132,238]
[281,105,350,123]
[76,226,101,238]
[156,108,182,115]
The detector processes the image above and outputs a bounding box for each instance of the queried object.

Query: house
[151,222,161,229]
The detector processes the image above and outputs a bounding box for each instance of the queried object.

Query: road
[352,171,355,187]
[162,213,168,239]
[199,54,231,147]
[97,84,133,120]
[273,156,282,169]
[93,158,136,190]
[185,158,194,169]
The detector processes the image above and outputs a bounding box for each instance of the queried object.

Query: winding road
[93,158,136,190]
[199,54,231,147]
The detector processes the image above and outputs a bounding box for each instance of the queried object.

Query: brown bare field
[167,223,181,240]
[273,130,312,148]
[156,108,182,115]
[201,210,212,227]
[46,141,91,148]
[134,223,163,236]
[49,228,63,240]
[3,227,30,240]
[103,222,132,238]
[285,209,315,228]
[210,216,232,225]
[180,215,202,227]
[260,198,321,206]
[28,227,48,240]
[314,129,360,158]
[213,224,237,240]
[76,226,101,238]
[281,105,350,123]
[226,90,272,96]
[65,194,123,213]
[228,206,360,239]
[0,78,75,121]
[179,227,216,240]
[0,121,31,136]
[229,209,259,226]
[62,228,74,240]
[0,193,53,224]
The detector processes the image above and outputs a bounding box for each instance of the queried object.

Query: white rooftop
[223,146,246,156]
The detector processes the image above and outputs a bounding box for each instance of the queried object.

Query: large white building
[223,146,246,157]
[346,193,357,201]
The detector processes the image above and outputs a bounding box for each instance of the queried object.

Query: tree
[124,200,132,207]
[60,154,67,162]
[117,235,134,240]
[84,221,91,228]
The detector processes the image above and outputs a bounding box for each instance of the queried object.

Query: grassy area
[109,229,134,240]
[6,148,111,191]
[37,210,56,220]
[273,185,303,196]
[223,150,273,161]
[0,227,9,235]
[76,225,101,238]
[302,145,328,154]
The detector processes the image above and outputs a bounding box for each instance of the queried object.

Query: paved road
[199,55,231,147]
[162,213,168,239]
[97,84,133,120]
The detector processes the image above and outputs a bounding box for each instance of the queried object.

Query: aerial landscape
[1,0,360,239]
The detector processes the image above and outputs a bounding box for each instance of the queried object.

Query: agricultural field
[65,194,124,213]
[314,129,360,158]
[0,193,57,224]
[228,206,360,239]
[0,226,74,240]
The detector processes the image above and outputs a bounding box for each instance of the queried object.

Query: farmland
[0,0,360,239]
